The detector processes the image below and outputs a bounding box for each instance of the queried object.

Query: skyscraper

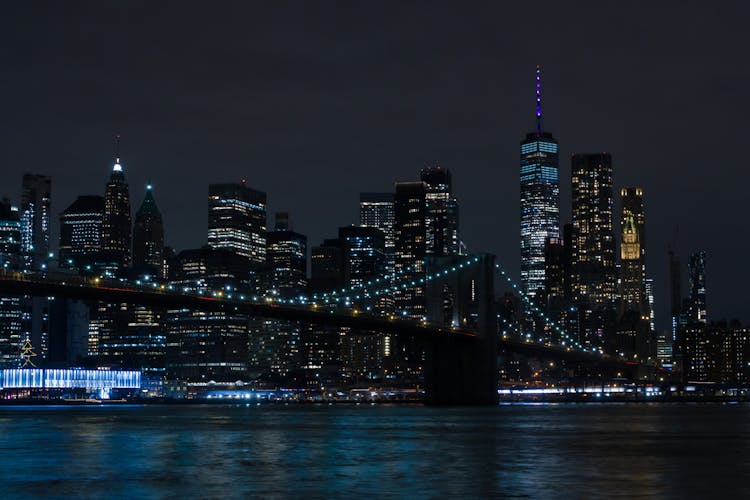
[520,65,560,300]
[102,152,132,272]
[359,192,395,281]
[0,199,22,367]
[132,184,165,278]
[421,166,459,257]
[571,153,616,350]
[262,212,307,298]
[689,251,708,324]
[59,195,104,272]
[394,181,427,320]
[20,174,51,271]
[619,187,647,312]
[207,181,267,267]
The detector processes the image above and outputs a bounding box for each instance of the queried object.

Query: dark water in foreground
[0,403,748,499]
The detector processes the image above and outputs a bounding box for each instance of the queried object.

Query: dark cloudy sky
[1,1,748,329]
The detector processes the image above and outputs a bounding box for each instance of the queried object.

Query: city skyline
[1,2,748,329]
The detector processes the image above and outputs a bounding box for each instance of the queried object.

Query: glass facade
[0,368,140,389]
[207,182,267,266]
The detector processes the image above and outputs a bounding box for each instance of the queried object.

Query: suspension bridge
[0,253,640,404]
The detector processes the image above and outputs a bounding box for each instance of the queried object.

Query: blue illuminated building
[520,65,560,301]
[0,368,141,398]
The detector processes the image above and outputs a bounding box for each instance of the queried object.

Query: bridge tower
[423,253,497,405]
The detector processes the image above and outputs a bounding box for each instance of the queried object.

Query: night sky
[1,2,748,329]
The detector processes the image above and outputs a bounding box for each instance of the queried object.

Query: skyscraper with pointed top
[101,137,132,271]
[133,184,165,278]
[520,65,560,301]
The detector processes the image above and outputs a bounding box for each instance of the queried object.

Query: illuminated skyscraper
[261,212,307,298]
[571,153,616,349]
[59,195,104,272]
[207,181,266,267]
[101,149,132,271]
[689,251,708,324]
[132,184,165,278]
[359,193,395,281]
[0,199,22,367]
[20,174,51,271]
[394,181,427,319]
[520,65,560,300]
[421,166,459,257]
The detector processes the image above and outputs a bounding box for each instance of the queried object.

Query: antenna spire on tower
[536,64,543,136]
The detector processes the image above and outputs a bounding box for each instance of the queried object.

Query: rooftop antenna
[536,64,543,136]
[115,134,121,162]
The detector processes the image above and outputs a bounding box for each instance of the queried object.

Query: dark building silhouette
[132,185,165,279]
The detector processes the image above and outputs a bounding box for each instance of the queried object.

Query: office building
[570,153,616,350]
[59,195,104,272]
[0,200,22,368]
[520,65,560,300]
[20,174,51,271]
[207,181,267,267]
[101,154,132,271]
[689,251,708,324]
[421,166,459,257]
[360,192,395,282]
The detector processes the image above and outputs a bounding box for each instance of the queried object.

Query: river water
[0,403,747,499]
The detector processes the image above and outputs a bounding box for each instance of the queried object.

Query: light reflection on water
[0,403,748,498]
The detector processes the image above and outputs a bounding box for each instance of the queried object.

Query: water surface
[0,403,747,498]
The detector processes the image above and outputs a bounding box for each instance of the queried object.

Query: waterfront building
[520,65,560,301]
[132,184,165,279]
[207,181,267,267]
[165,247,252,383]
[338,225,387,381]
[570,153,616,350]
[59,195,104,272]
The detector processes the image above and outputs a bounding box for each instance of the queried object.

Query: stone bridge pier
[423,253,498,405]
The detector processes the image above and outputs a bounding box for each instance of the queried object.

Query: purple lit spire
[536,64,542,136]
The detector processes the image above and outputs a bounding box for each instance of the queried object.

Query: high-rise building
[207,181,267,267]
[261,212,307,298]
[619,187,647,312]
[571,153,616,350]
[393,181,427,382]
[339,226,386,289]
[0,199,22,368]
[165,247,252,385]
[59,195,104,272]
[310,239,344,293]
[520,65,560,300]
[394,181,427,320]
[20,174,51,271]
[132,184,165,278]
[421,166,459,257]
[689,251,708,324]
[101,154,132,272]
[359,192,395,281]
[668,246,682,343]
